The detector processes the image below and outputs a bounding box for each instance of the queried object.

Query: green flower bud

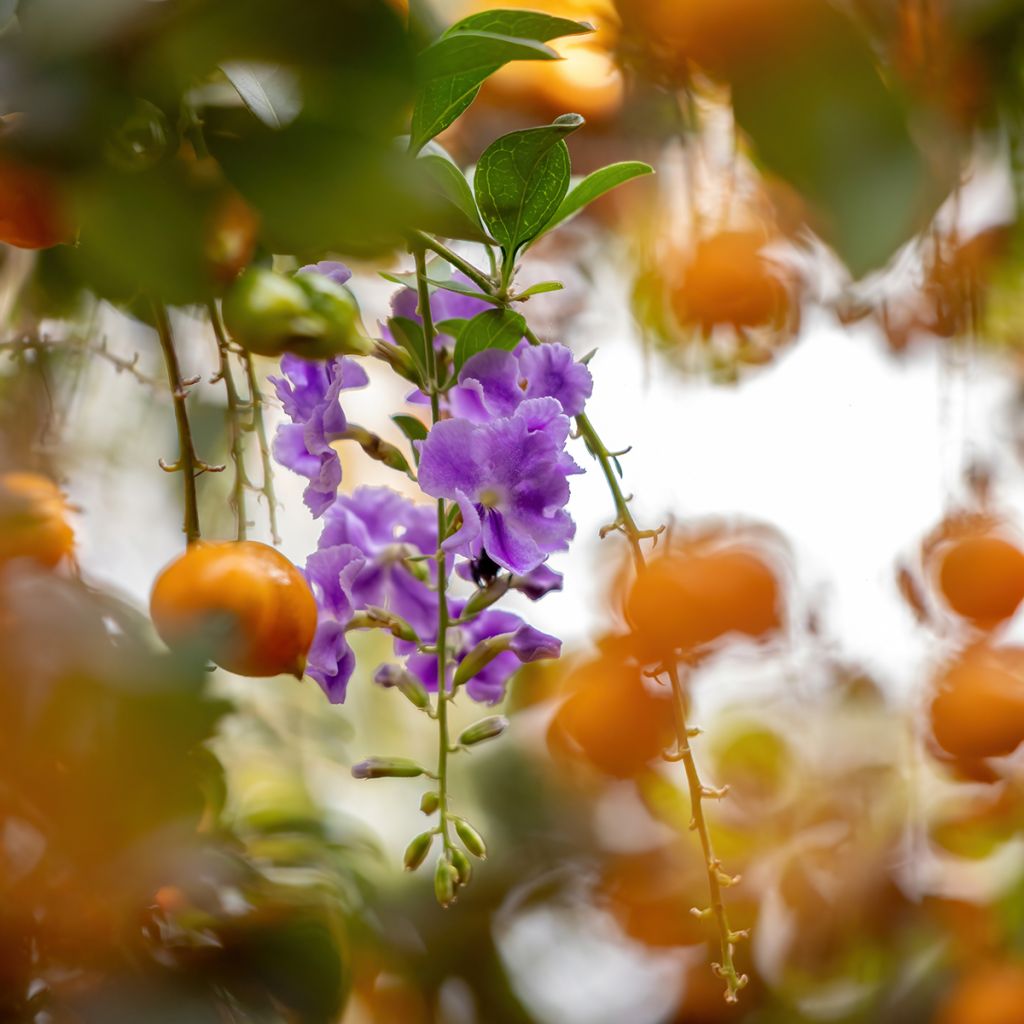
[450,847,472,886]
[375,663,430,709]
[462,575,512,618]
[351,757,426,780]
[458,715,508,747]
[453,817,487,859]
[223,268,319,357]
[420,791,440,815]
[434,857,457,907]
[403,830,434,871]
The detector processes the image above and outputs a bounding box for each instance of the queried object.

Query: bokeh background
[5,0,1024,1022]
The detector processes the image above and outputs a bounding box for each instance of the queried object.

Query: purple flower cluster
[303,487,560,704]
[272,263,593,706]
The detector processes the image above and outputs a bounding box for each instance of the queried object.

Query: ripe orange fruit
[930,647,1024,760]
[626,536,782,657]
[935,963,1024,1024]
[150,540,317,678]
[205,189,259,286]
[671,230,791,332]
[547,657,675,778]
[0,472,75,567]
[936,534,1024,628]
[0,157,72,250]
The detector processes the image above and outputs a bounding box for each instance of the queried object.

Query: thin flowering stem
[153,302,202,545]
[415,243,455,865]
[208,300,249,541]
[422,241,746,999]
[409,230,496,296]
[240,342,282,545]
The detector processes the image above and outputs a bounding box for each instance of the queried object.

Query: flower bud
[374,663,430,710]
[462,575,512,618]
[435,857,457,907]
[453,817,487,859]
[458,715,509,747]
[403,830,434,871]
[420,791,440,815]
[450,848,472,886]
[351,756,426,780]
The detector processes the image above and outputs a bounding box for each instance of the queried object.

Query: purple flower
[449,341,592,423]
[417,399,582,574]
[398,603,560,704]
[297,261,353,286]
[270,355,368,517]
[382,273,493,350]
[317,487,437,637]
[303,542,364,702]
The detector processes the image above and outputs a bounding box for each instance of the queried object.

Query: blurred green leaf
[511,280,564,298]
[220,61,301,128]
[416,152,492,242]
[474,114,584,254]
[389,315,428,378]
[444,8,592,41]
[454,308,525,372]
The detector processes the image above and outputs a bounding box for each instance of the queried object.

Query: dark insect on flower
[469,549,503,588]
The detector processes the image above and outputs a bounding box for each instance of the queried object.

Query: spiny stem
[208,301,248,541]
[153,302,201,545]
[425,246,746,998]
[239,342,281,545]
[415,244,454,862]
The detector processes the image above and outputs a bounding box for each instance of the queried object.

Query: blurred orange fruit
[626,536,782,657]
[0,157,72,249]
[547,657,675,778]
[205,189,259,286]
[671,231,792,332]
[936,534,1024,629]
[150,540,317,678]
[930,647,1024,760]
[935,963,1024,1024]
[0,471,75,568]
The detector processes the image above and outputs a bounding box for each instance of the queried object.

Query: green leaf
[512,280,564,299]
[454,308,526,373]
[444,9,592,42]
[389,316,428,378]
[220,62,301,129]
[533,161,653,242]
[411,31,559,152]
[392,414,429,445]
[475,114,584,254]
[435,317,470,339]
[416,153,493,243]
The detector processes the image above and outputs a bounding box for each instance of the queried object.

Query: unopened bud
[458,715,508,747]
[351,757,426,780]
[453,817,487,859]
[420,791,440,815]
[462,576,511,618]
[374,664,430,710]
[450,847,472,886]
[403,830,434,871]
[435,857,457,907]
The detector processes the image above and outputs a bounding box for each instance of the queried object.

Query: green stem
[208,300,249,541]
[153,302,201,545]
[410,230,496,295]
[415,244,454,859]
[240,344,282,546]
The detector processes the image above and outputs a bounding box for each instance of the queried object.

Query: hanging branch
[208,300,250,541]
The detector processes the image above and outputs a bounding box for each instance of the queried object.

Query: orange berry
[935,963,1024,1024]
[0,157,72,250]
[626,537,781,657]
[672,230,791,332]
[547,658,674,778]
[937,535,1024,628]
[150,540,317,678]
[205,189,259,286]
[930,647,1024,760]
[0,471,75,568]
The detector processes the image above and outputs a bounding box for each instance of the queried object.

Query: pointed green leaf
[220,62,301,129]
[444,9,592,42]
[416,153,492,243]
[533,161,653,242]
[474,114,584,254]
[453,308,526,373]
[435,317,470,339]
[512,280,564,299]
[389,316,428,378]
[391,414,429,444]
[411,31,559,153]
